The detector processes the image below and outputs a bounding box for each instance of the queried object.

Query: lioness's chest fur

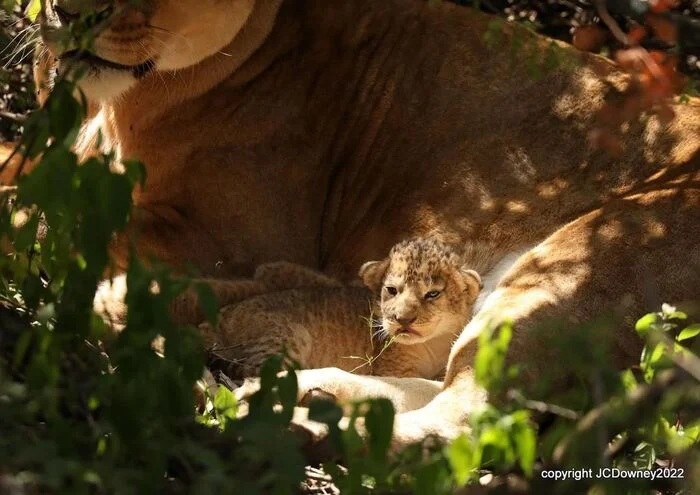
[84,0,700,279]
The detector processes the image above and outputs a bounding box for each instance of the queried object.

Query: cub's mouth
[392,326,422,339]
[396,327,420,335]
[60,50,156,79]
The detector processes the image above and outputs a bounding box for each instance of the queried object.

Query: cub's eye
[425,290,441,300]
[384,286,398,296]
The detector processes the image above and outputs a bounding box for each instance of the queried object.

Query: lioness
[24,0,700,449]
[200,238,481,380]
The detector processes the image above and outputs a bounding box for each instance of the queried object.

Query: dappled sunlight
[503,147,537,185]
[2,0,700,492]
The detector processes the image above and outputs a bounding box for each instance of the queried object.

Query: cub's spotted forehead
[385,238,460,284]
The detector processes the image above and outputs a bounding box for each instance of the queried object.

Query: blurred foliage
[0,0,36,141]
[0,0,699,494]
[2,0,700,137]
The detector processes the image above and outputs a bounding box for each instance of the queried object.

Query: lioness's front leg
[286,184,700,450]
[389,184,700,448]
[96,204,270,328]
[235,367,442,414]
[94,274,271,330]
[109,206,243,277]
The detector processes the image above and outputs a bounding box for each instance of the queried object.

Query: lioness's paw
[233,377,262,402]
[298,387,338,407]
[289,407,340,463]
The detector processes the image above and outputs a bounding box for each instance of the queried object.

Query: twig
[305,471,332,482]
[506,390,580,421]
[208,343,244,352]
[0,110,27,123]
[303,465,341,495]
[594,0,630,46]
[215,370,239,391]
[348,334,396,374]
[603,433,628,460]
[656,331,700,382]
[552,368,682,464]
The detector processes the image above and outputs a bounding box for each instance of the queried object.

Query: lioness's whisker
[2,24,39,67]
[148,25,195,52]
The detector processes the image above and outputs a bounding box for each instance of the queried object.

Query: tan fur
[29,0,700,449]
[0,142,32,186]
[94,259,345,330]
[201,238,480,380]
[253,261,343,290]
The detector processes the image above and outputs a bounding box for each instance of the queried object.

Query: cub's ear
[359,259,389,293]
[460,268,482,305]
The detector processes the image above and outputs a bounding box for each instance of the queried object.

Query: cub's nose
[395,316,417,327]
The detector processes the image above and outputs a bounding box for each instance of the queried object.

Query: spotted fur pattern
[200,238,481,379]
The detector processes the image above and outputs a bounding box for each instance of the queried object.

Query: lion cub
[199,238,481,379]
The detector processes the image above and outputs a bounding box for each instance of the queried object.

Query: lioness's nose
[54,5,80,24]
[53,1,114,25]
[395,316,417,327]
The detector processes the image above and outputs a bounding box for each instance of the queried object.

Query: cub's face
[39,0,254,100]
[360,239,481,345]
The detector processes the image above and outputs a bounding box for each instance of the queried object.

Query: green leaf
[447,434,477,485]
[194,282,219,327]
[364,399,395,462]
[661,303,687,321]
[47,83,85,144]
[633,441,656,470]
[512,421,536,476]
[475,321,513,391]
[619,369,638,392]
[308,399,343,425]
[479,425,514,467]
[635,313,657,335]
[276,361,299,423]
[122,159,147,187]
[13,330,33,368]
[25,0,41,22]
[649,343,665,365]
[13,212,39,252]
[308,400,344,451]
[213,386,238,421]
[677,324,700,342]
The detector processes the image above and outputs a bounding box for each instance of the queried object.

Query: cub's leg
[94,275,270,330]
[253,261,343,290]
[389,183,700,449]
[96,261,340,330]
[199,298,315,378]
[168,278,270,326]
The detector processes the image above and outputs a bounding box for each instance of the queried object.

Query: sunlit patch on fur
[41,0,259,100]
[72,68,137,101]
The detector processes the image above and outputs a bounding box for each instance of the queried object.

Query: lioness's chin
[75,71,137,101]
[57,58,139,101]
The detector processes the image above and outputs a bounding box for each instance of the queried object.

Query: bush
[1,1,699,494]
